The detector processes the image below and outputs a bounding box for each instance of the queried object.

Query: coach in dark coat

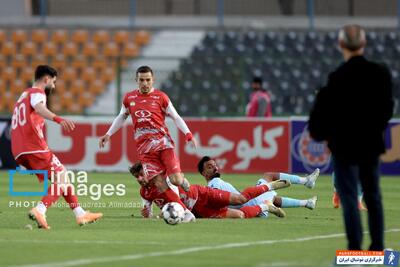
[308,25,393,250]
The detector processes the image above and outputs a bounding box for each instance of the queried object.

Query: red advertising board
[179,119,290,173]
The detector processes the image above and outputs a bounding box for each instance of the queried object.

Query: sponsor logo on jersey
[134,110,152,118]
[150,95,160,99]
[130,101,135,106]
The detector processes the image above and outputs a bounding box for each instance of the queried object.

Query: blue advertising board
[291,118,400,175]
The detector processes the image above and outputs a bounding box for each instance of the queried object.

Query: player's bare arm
[99,106,129,148]
[33,102,75,132]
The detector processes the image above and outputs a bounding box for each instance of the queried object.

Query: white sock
[259,203,269,212]
[299,200,308,207]
[36,202,47,215]
[73,206,86,218]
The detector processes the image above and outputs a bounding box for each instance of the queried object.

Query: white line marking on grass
[0,239,162,246]
[11,228,400,267]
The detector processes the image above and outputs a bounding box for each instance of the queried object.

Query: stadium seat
[81,67,96,82]
[62,42,78,57]
[113,30,130,46]
[61,67,77,82]
[104,42,119,57]
[42,42,57,57]
[52,55,66,71]
[83,42,98,57]
[1,41,16,56]
[72,30,89,46]
[70,79,85,95]
[122,43,138,58]
[0,29,6,43]
[12,79,25,94]
[134,30,150,46]
[51,30,68,45]
[31,55,47,68]
[72,56,87,71]
[21,66,34,84]
[22,41,36,57]
[12,30,28,45]
[102,67,115,82]
[2,67,16,82]
[92,30,110,45]
[31,29,48,44]
[89,80,104,94]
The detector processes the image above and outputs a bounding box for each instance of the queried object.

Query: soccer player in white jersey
[197,156,320,217]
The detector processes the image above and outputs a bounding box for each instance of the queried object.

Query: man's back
[310,56,393,162]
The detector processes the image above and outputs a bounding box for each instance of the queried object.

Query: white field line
[0,239,162,245]
[10,228,400,267]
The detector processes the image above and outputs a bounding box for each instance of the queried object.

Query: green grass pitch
[0,171,399,267]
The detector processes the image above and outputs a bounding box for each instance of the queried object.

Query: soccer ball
[161,202,185,225]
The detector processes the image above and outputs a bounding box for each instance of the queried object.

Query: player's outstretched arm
[99,105,129,149]
[33,102,75,132]
[166,102,197,148]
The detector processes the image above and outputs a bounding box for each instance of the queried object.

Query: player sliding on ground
[10,65,102,229]
[129,162,290,219]
[198,156,319,217]
[99,65,197,222]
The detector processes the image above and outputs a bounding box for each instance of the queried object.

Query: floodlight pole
[217,0,224,27]
[39,0,47,26]
[129,0,136,28]
[398,0,400,30]
[307,0,315,31]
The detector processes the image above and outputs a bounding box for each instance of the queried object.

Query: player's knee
[169,173,183,186]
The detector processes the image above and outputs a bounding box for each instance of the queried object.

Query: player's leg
[43,153,102,226]
[265,169,320,189]
[152,174,195,223]
[332,172,340,208]
[232,182,290,205]
[160,148,190,191]
[273,195,318,210]
[358,157,383,251]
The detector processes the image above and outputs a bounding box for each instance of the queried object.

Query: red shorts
[16,152,65,182]
[139,148,181,180]
[192,186,230,218]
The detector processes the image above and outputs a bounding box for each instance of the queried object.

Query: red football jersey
[123,89,174,155]
[11,88,49,159]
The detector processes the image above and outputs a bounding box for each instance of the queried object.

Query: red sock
[241,185,269,201]
[159,188,187,209]
[41,184,62,208]
[62,185,80,209]
[240,206,262,218]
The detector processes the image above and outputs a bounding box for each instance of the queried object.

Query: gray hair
[338,24,366,51]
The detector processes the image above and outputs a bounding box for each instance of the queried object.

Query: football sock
[160,188,187,209]
[279,173,306,184]
[36,202,47,215]
[62,185,80,209]
[73,207,86,217]
[281,197,307,208]
[240,206,262,218]
[41,183,62,208]
[241,185,269,201]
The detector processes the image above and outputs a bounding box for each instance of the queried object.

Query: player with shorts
[129,162,289,219]
[198,156,319,217]
[11,65,102,229]
[99,65,197,221]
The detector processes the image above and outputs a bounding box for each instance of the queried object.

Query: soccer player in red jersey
[129,162,288,219]
[99,65,197,221]
[11,65,102,229]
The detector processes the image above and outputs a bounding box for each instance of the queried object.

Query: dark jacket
[308,55,394,163]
